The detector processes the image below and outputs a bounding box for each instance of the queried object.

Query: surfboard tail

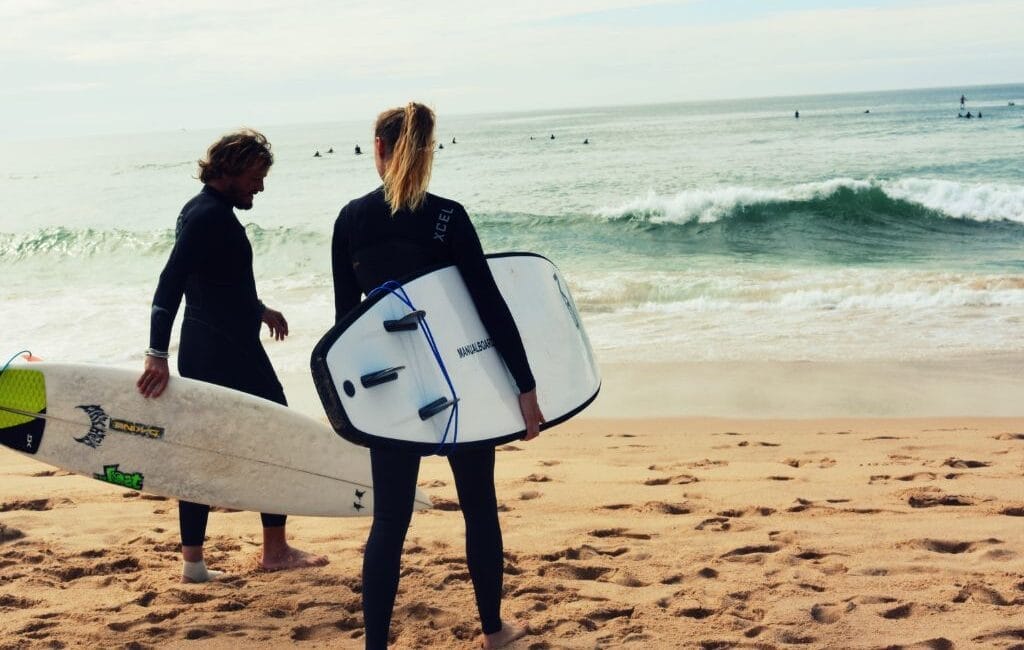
[0,368,47,454]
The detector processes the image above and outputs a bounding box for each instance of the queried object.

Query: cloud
[0,0,1021,138]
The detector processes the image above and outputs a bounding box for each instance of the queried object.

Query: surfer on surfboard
[137,129,328,583]
[331,102,542,649]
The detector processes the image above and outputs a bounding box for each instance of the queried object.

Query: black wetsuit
[331,188,534,646]
[150,185,286,546]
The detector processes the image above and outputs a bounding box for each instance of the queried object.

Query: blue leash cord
[0,350,32,378]
[367,281,459,455]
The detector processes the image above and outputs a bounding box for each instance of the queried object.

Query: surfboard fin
[360,366,405,388]
[383,310,425,332]
[418,396,459,421]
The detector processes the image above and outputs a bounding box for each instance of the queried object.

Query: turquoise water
[1,83,1022,371]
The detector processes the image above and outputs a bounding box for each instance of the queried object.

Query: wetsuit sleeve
[450,208,536,393]
[332,208,362,323]
[148,211,218,352]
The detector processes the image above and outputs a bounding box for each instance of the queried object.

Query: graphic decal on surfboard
[73,404,165,449]
[312,252,601,454]
[94,464,144,490]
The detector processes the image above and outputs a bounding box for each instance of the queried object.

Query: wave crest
[596,178,1024,225]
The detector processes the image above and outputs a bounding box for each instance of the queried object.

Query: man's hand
[262,307,289,341]
[137,356,169,398]
[518,389,545,441]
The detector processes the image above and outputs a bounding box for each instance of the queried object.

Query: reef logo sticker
[93,464,144,490]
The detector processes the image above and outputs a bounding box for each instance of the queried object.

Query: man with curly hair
[137,129,328,582]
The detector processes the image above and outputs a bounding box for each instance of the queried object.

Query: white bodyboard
[312,253,600,453]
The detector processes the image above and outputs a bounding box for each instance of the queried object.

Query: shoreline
[274,354,1024,423]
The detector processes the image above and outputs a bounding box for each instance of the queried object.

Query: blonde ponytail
[376,102,435,214]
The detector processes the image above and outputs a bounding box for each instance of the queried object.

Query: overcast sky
[1,0,1022,140]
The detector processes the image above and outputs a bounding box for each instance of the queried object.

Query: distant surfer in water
[331,102,543,649]
[138,129,328,583]
[794,110,800,119]
[355,144,362,155]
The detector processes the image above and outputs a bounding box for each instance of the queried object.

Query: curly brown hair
[198,129,273,183]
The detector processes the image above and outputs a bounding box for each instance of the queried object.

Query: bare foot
[258,545,329,572]
[181,567,226,583]
[480,621,527,649]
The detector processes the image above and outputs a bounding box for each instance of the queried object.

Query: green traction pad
[0,368,47,428]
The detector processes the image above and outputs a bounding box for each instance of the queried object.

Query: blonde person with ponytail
[331,103,544,649]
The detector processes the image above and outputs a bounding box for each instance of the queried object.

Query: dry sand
[2,413,1023,649]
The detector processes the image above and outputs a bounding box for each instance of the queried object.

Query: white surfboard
[311,252,600,453]
[0,362,430,516]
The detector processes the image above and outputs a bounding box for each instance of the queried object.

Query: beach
[3,85,1024,648]
[2,360,1023,649]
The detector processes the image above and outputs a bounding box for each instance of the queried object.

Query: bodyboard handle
[418,396,459,421]
[383,310,426,332]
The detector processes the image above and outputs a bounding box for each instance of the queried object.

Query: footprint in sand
[810,602,854,623]
[778,631,818,644]
[953,583,1012,606]
[643,474,698,486]
[644,501,691,515]
[907,493,974,508]
[882,638,956,650]
[520,491,542,500]
[538,562,613,581]
[942,458,990,469]
[880,603,916,619]
[609,569,647,587]
[721,544,781,560]
[896,472,938,482]
[0,523,26,543]
[30,469,70,477]
[901,538,1003,555]
[695,517,731,531]
[718,507,776,518]
[0,594,40,609]
[675,606,715,619]
[538,460,560,467]
[589,527,652,540]
[430,498,461,511]
[541,544,628,561]
[972,629,1024,646]
[0,498,53,512]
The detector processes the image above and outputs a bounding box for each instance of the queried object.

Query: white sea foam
[595,178,1024,224]
[882,178,1024,223]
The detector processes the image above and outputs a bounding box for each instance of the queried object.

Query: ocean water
[2,84,1023,389]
